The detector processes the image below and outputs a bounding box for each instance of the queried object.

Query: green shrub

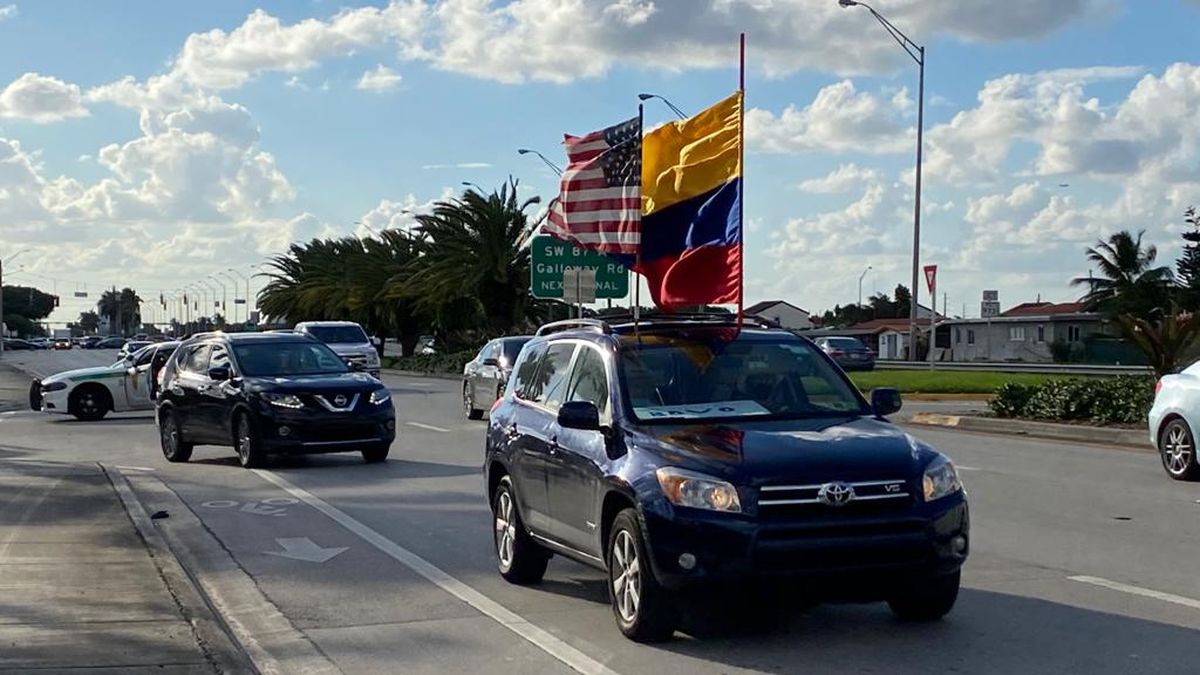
[987,375,1154,425]
[989,383,1036,418]
[386,349,478,374]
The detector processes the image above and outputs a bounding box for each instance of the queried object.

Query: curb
[381,369,461,381]
[909,413,1150,451]
[103,465,256,674]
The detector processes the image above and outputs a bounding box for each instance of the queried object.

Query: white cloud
[748,80,912,155]
[798,164,881,194]
[355,188,453,238]
[0,4,15,22]
[421,161,492,169]
[356,64,403,91]
[0,73,88,123]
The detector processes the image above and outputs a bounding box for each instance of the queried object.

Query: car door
[467,342,493,403]
[545,344,612,556]
[477,341,505,404]
[173,344,212,439]
[122,347,157,411]
[509,342,576,536]
[196,344,236,440]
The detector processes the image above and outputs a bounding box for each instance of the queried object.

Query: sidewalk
[0,461,243,673]
[0,362,29,412]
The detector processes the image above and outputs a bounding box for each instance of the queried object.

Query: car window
[133,347,155,367]
[536,343,578,412]
[566,346,609,419]
[475,342,492,363]
[500,338,530,366]
[304,325,369,344]
[209,345,231,373]
[512,342,549,401]
[827,337,866,350]
[181,345,212,374]
[619,336,869,422]
[233,341,349,376]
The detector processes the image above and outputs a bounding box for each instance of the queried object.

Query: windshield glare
[307,326,369,344]
[620,337,867,422]
[234,342,350,377]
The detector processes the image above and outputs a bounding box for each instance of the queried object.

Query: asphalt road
[2,351,1198,674]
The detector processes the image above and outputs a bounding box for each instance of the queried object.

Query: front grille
[757,479,912,518]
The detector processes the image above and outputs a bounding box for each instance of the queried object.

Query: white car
[293,321,381,377]
[118,340,152,360]
[1149,364,1200,480]
[31,342,179,421]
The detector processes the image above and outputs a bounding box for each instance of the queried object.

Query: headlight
[369,389,391,405]
[261,393,304,409]
[366,352,380,365]
[41,381,68,392]
[923,457,962,502]
[655,467,742,513]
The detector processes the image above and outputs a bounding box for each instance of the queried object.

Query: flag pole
[737,32,746,332]
[634,102,644,343]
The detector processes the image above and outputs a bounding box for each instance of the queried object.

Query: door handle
[549,436,559,455]
[505,423,519,439]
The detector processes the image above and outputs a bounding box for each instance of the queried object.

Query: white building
[745,300,813,330]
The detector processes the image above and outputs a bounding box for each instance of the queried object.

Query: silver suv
[293,321,380,378]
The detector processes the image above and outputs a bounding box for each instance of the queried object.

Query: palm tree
[1071,230,1175,319]
[402,179,539,335]
[96,288,141,336]
[1116,307,1200,378]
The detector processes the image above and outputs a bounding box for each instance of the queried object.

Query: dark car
[462,336,532,419]
[80,336,102,349]
[814,336,876,371]
[2,338,38,350]
[484,315,968,642]
[93,337,126,349]
[155,332,396,468]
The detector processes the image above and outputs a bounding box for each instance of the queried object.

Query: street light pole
[839,0,924,360]
[637,93,687,120]
[228,269,250,324]
[858,265,873,308]
[210,275,227,324]
[516,149,564,176]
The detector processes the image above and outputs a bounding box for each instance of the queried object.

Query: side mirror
[482,357,500,367]
[558,400,601,431]
[207,366,231,381]
[871,388,902,416]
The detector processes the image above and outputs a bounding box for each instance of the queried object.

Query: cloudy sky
[1,0,1199,325]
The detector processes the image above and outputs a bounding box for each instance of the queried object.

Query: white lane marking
[115,465,157,472]
[202,500,239,509]
[956,465,981,472]
[254,470,620,675]
[406,421,450,433]
[1069,575,1200,611]
[264,537,348,563]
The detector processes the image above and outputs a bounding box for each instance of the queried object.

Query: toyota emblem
[334,394,348,407]
[817,482,856,507]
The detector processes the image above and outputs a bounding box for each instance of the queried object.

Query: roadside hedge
[384,349,477,375]
[988,376,1154,425]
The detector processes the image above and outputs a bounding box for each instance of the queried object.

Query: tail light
[490,396,504,413]
[1155,379,1163,395]
[830,349,846,356]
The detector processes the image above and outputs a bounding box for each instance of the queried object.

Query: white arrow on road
[264,537,348,563]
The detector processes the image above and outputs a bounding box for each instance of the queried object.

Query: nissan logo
[334,394,348,407]
[817,482,856,507]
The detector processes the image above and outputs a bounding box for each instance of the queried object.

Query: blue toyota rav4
[484,315,968,642]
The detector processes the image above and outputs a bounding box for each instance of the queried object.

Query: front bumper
[253,401,396,454]
[641,493,969,595]
[32,381,71,414]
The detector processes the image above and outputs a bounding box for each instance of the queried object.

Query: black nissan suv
[156,332,395,468]
[484,315,968,642]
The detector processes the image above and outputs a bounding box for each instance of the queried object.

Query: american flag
[544,116,641,256]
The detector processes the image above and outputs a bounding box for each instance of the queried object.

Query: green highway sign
[531,236,629,300]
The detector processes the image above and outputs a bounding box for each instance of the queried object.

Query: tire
[28,380,42,412]
[234,413,268,469]
[159,409,193,463]
[608,509,679,642]
[464,382,483,420]
[887,570,961,621]
[70,386,110,421]
[492,476,549,584]
[1159,418,1200,481]
[362,443,390,463]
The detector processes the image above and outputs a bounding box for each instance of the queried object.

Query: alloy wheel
[495,490,516,569]
[1165,424,1192,475]
[161,417,177,454]
[611,530,642,623]
[463,385,473,417]
[237,417,252,463]
[79,392,98,416]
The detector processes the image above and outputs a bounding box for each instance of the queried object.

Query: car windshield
[827,338,868,350]
[233,341,350,377]
[306,325,369,344]
[501,338,530,365]
[619,335,869,422]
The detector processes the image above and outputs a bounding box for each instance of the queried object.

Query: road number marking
[406,421,450,433]
[254,470,619,675]
[200,499,290,516]
[201,500,238,508]
[1069,575,1200,611]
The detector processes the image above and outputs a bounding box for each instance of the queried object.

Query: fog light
[952,535,967,554]
[386,419,395,430]
[278,426,291,437]
[678,553,697,571]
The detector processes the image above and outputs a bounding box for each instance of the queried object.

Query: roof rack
[600,312,779,330]
[535,318,614,337]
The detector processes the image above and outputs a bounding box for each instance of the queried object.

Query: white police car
[30,342,179,420]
